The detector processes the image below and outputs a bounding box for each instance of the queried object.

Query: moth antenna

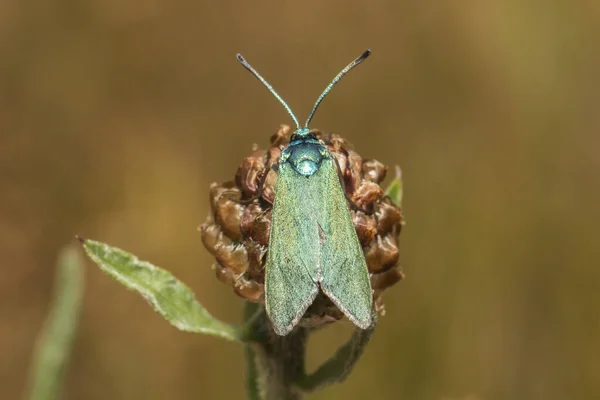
[236,54,300,129]
[304,49,371,128]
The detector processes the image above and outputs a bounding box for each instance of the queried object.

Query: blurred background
[2,1,600,399]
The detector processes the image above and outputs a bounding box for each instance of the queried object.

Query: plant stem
[27,245,84,400]
[244,302,307,400]
[243,302,376,399]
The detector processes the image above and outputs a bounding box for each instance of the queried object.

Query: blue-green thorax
[281,128,330,177]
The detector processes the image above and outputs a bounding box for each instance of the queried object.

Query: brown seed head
[200,125,404,326]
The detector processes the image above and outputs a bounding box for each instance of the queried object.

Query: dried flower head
[200,124,404,328]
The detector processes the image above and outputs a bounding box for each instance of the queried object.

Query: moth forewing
[265,161,320,336]
[313,157,374,329]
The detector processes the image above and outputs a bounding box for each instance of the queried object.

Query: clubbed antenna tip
[304,49,372,128]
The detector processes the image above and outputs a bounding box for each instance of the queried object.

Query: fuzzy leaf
[27,244,84,400]
[79,237,243,341]
[384,165,403,207]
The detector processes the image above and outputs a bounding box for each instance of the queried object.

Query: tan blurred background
[2,1,600,399]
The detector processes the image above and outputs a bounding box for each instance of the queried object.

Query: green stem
[244,303,307,400]
[27,245,85,400]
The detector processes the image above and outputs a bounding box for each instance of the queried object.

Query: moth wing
[265,162,320,335]
[314,158,374,329]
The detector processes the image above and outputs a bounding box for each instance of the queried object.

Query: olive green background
[2,1,599,399]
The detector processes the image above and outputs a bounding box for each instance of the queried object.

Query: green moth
[236,50,374,336]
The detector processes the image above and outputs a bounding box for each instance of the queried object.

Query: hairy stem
[243,302,376,399]
[244,303,307,400]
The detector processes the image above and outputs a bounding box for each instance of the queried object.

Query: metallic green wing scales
[266,155,373,335]
[314,158,374,329]
[265,162,320,336]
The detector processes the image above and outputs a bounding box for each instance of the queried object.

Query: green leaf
[384,165,403,208]
[27,244,85,400]
[78,237,243,341]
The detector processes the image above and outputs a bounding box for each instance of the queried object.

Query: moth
[237,50,374,335]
